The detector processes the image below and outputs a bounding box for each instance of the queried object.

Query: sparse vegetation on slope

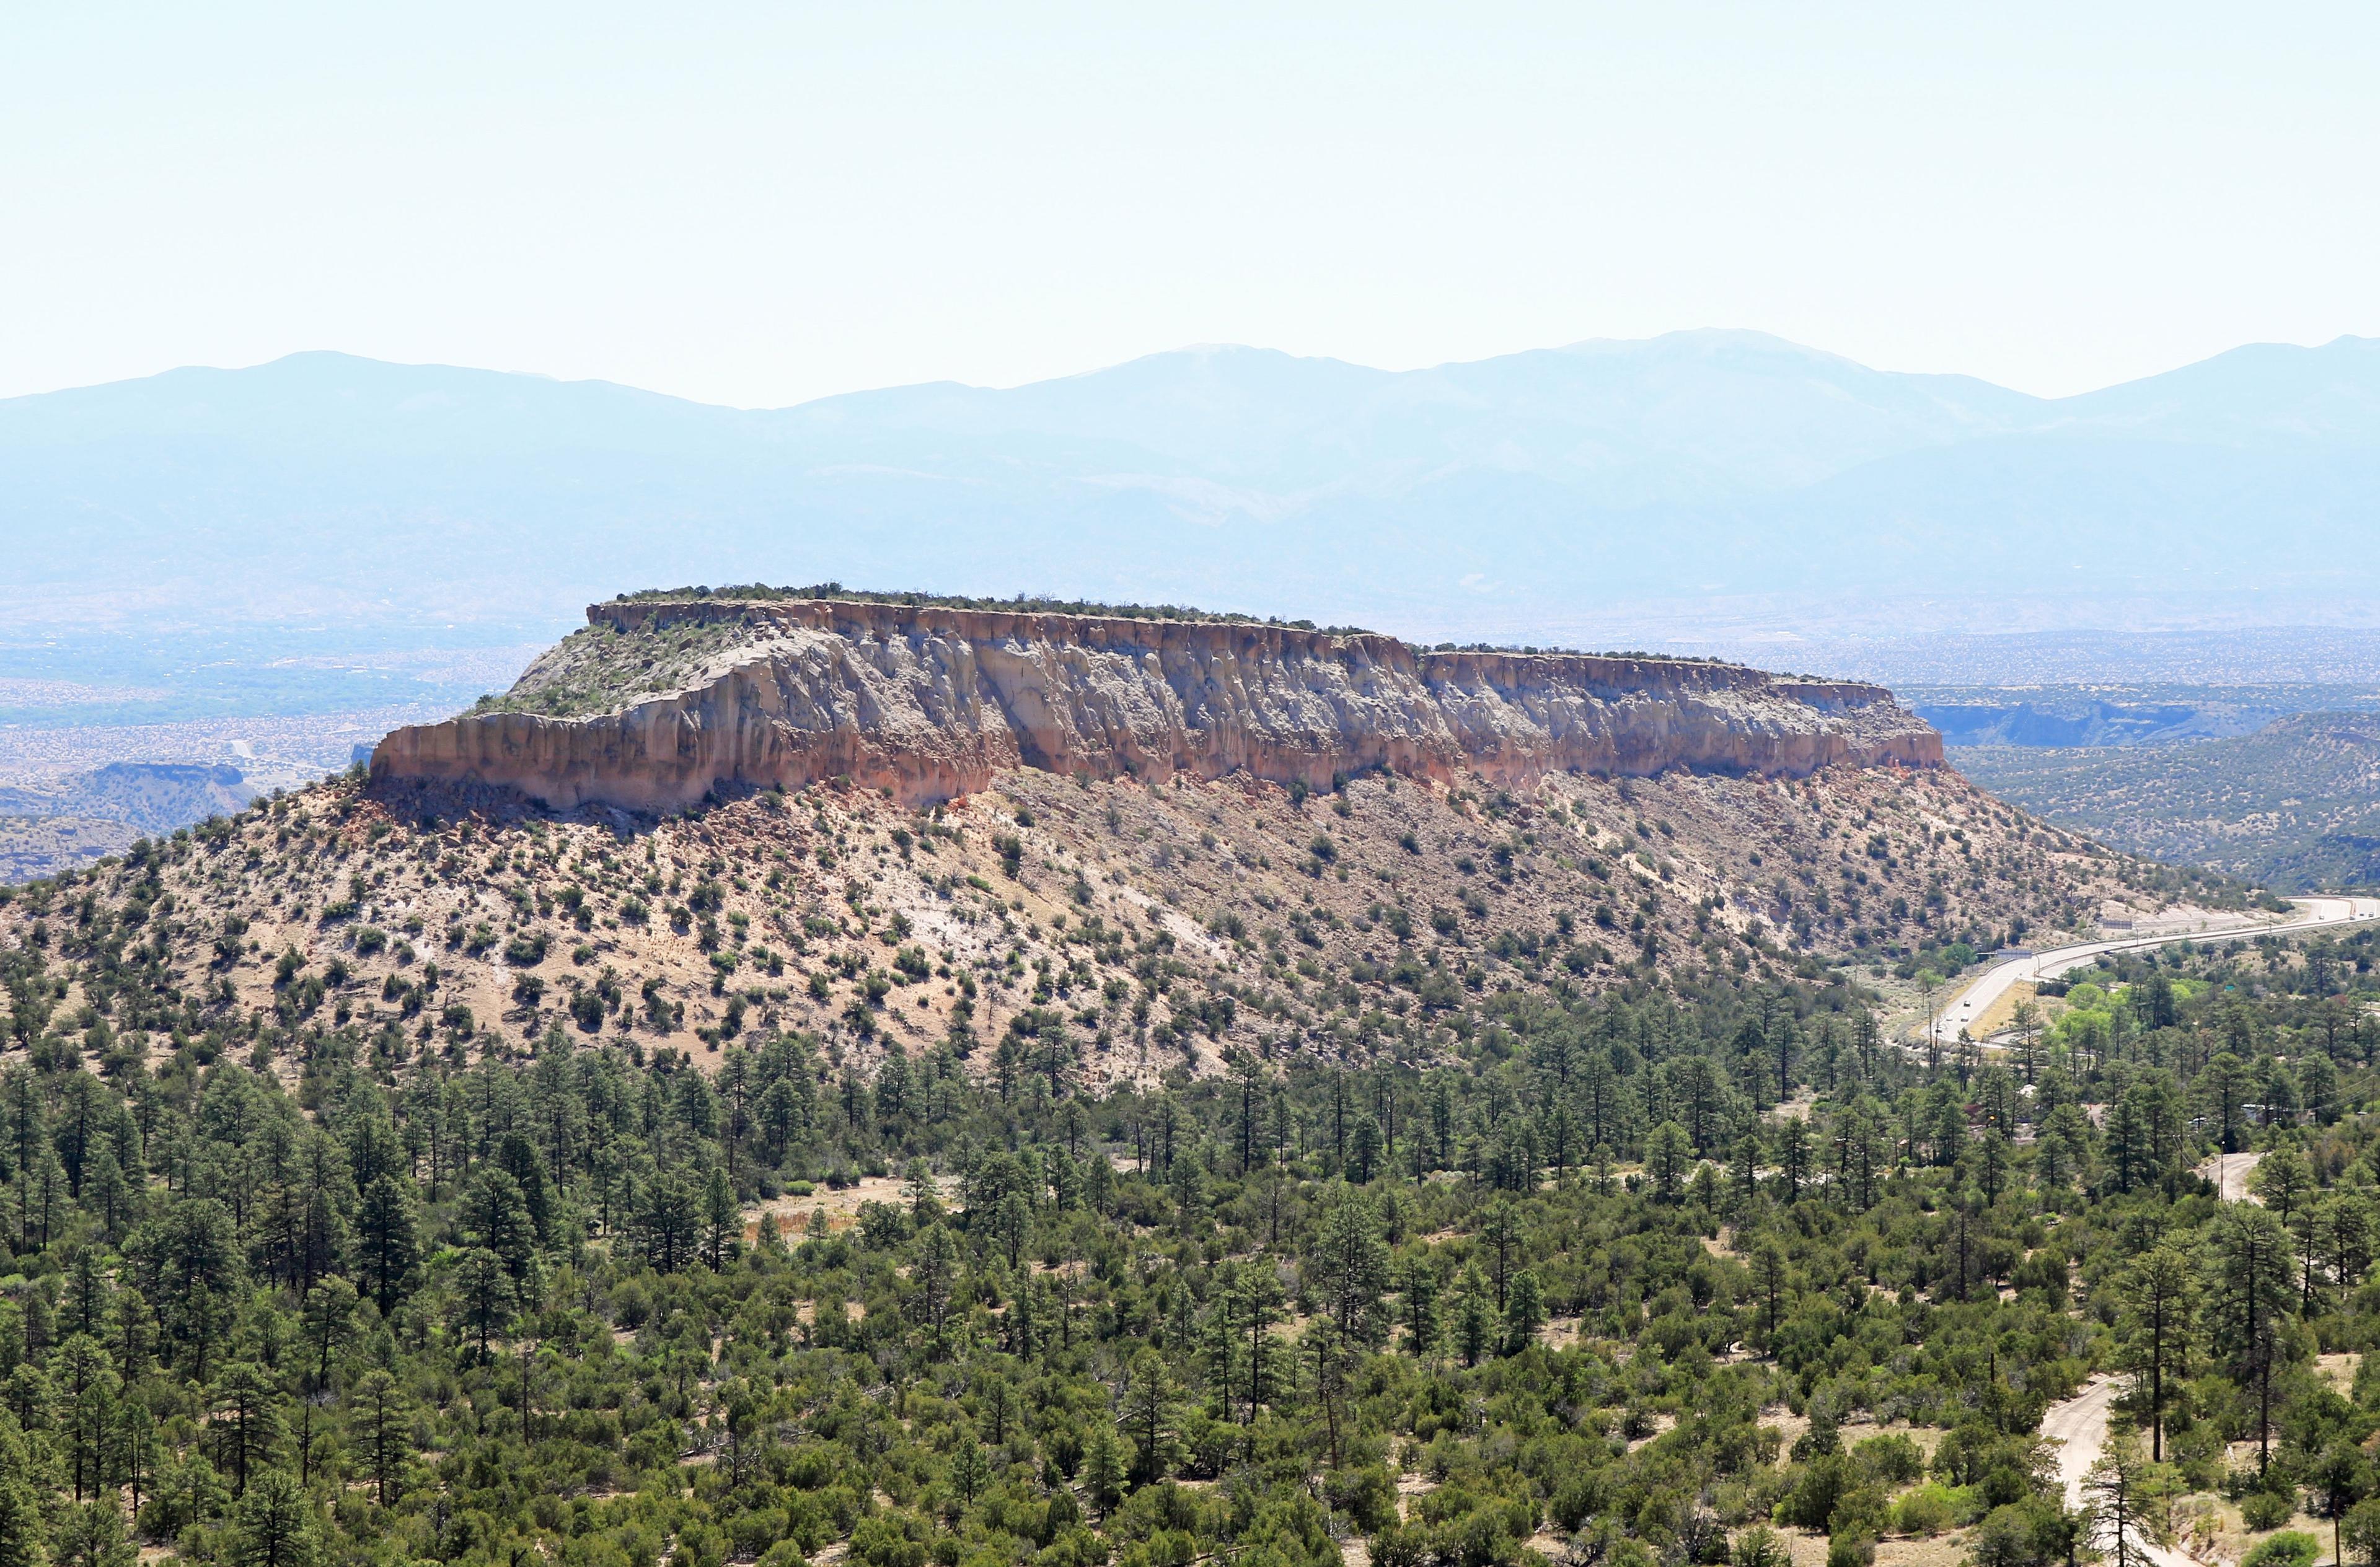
[472,613,774,720]
[0,812,138,884]
[1959,714,2380,890]
[1,760,2191,1084]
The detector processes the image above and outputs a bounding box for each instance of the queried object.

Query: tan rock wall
[372,599,1942,810]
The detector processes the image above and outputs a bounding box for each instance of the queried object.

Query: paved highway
[1924,895,2380,1045]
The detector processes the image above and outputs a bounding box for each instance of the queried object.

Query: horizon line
[8,327,2374,416]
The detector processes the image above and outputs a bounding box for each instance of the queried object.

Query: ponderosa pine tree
[2120,1244,2196,1461]
[2218,1203,2296,1472]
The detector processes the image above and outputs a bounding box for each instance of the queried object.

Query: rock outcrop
[372,598,1942,811]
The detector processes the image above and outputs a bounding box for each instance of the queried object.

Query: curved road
[1927,896,2380,1045]
[2203,1151,2265,1204]
[2045,1374,2197,1567]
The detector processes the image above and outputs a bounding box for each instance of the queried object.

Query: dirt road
[2041,1374,2195,1567]
[2043,1375,2121,1511]
[2200,1151,2264,1203]
[2040,1159,2261,1567]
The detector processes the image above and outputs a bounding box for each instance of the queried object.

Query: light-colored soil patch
[1838,1419,1946,1459]
[2319,1352,2361,1395]
[1626,1413,1677,1451]
[2171,1498,2227,1564]
[1872,1536,1974,1567]
[1750,1502,1969,1567]
[746,1174,912,1239]
[2169,1493,2338,1567]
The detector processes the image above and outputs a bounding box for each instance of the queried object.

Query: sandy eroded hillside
[0,756,2215,1085]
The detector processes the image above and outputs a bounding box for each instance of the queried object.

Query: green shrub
[1891,1485,1955,1538]
[1827,1486,1892,1544]
[1853,1434,1925,1486]
[1323,1465,1396,1534]
[1970,1502,2071,1567]
[850,1515,928,1567]
[782,1444,839,1491]
[731,1510,788,1562]
[2171,1423,2226,1489]
[2241,1495,2299,1534]
[1793,1414,1843,1462]
[1732,1528,1788,1567]
[2242,1525,2316,1563]
[1780,1456,1850,1531]
[1370,1523,1426,1567]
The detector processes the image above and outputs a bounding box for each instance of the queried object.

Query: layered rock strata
[372,599,1942,811]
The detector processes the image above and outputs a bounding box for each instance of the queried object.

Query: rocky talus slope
[1,758,2182,1089]
[372,599,1943,812]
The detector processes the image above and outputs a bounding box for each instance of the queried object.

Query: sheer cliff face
[371,600,1942,812]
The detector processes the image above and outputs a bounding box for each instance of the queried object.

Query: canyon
[370,596,1944,812]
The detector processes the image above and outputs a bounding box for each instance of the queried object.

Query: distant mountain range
[9,330,2380,645]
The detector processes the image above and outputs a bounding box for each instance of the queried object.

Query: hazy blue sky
[6,3,2376,405]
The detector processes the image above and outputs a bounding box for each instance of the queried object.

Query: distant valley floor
[0,704,439,879]
[1954,711,2380,891]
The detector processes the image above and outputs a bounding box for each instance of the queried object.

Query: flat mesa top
[586,592,1817,678]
